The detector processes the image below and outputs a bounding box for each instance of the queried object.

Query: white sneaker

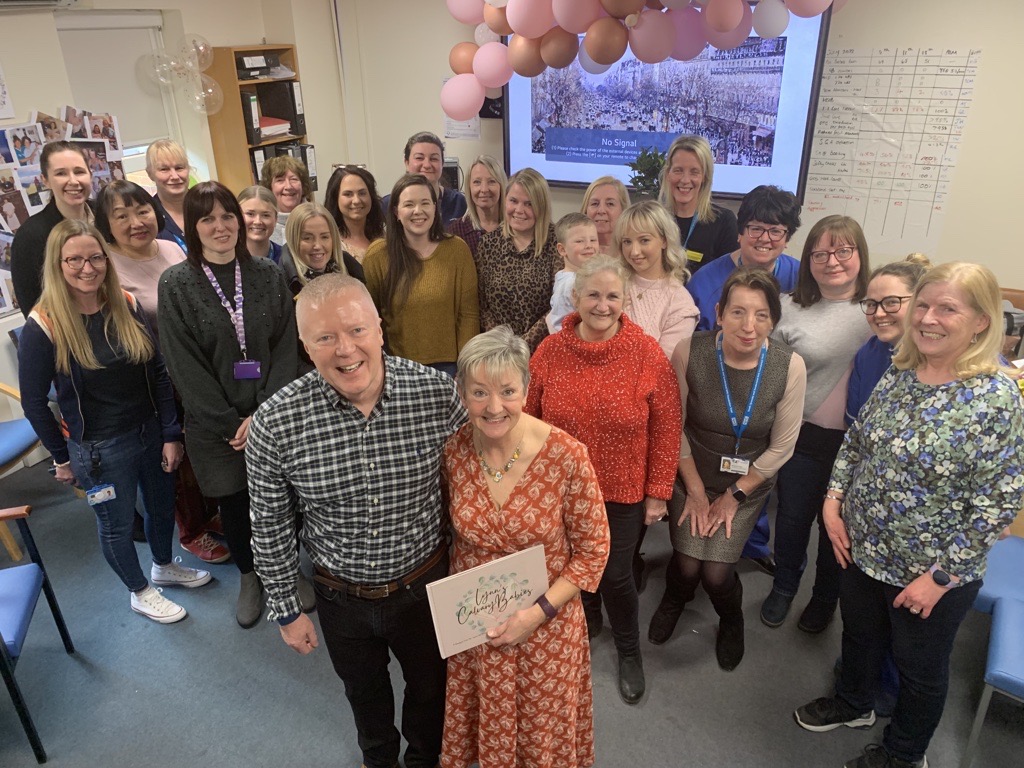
[131,586,187,624]
[152,557,212,588]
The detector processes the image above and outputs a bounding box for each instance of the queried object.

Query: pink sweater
[626,275,699,360]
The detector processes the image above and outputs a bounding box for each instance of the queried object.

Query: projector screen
[504,13,830,199]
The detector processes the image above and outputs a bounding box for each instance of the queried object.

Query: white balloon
[752,0,789,39]
[577,43,611,75]
[485,0,509,7]
[475,22,501,46]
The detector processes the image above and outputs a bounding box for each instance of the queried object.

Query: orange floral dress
[441,425,610,768]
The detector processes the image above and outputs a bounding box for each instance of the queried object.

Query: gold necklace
[478,442,522,483]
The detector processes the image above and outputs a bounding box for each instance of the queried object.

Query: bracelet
[824,492,844,502]
[53,460,71,469]
[535,594,558,622]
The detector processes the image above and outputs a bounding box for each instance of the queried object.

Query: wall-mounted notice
[804,47,980,257]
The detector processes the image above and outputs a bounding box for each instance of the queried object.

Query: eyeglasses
[62,254,107,271]
[810,246,857,264]
[859,295,912,315]
[745,225,788,241]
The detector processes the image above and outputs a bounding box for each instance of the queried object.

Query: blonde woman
[145,139,191,251]
[281,201,363,297]
[581,175,629,254]
[657,135,738,275]
[238,185,283,264]
[475,167,560,351]
[447,155,507,257]
[18,219,210,624]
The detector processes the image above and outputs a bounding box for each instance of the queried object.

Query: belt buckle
[355,584,391,600]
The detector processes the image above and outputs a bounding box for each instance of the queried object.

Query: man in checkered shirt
[248,274,466,768]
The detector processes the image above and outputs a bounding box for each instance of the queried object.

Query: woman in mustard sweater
[364,173,479,375]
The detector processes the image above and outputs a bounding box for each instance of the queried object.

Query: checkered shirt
[247,354,467,621]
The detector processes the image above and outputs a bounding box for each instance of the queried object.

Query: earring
[970,333,978,345]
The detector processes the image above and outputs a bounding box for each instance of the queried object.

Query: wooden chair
[0,381,42,561]
[0,505,75,763]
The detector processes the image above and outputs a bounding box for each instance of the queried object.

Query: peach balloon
[785,0,832,18]
[552,0,605,34]
[703,0,751,49]
[508,34,548,76]
[705,0,744,33]
[506,0,555,40]
[669,6,706,60]
[584,17,628,65]
[440,74,486,121]
[449,42,480,75]
[600,0,645,19]
[628,9,674,64]
[483,3,515,35]
[540,26,580,68]
[447,0,486,26]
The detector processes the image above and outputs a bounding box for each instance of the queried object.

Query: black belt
[313,542,446,600]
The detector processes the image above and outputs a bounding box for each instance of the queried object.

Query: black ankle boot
[708,574,745,672]
[647,558,700,645]
[617,652,645,705]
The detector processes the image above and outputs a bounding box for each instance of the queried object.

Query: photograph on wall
[0,232,13,317]
[0,164,31,236]
[0,131,12,165]
[4,124,44,167]
[4,277,19,315]
[16,164,49,213]
[85,113,122,156]
[70,138,121,194]
[60,105,91,139]
[0,61,14,120]
[0,232,12,270]
[32,110,70,142]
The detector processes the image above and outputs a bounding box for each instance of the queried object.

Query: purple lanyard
[201,261,248,359]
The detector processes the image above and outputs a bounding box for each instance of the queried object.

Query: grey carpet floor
[1,462,1020,767]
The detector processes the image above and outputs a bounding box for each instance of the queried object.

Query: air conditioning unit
[0,0,79,10]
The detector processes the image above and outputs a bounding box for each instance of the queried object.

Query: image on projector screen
[530,37,786,170]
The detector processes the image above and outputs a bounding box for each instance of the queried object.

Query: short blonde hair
[145,139,188,174]
[581,176,629,215]
[456,325,530,394]
[464,155,508,230]
[573,253,629,298]
[892,261,1003,379]
[286,202,348,287]
[613,200,689,285]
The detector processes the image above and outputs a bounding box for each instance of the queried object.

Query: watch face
[932,569,951,586]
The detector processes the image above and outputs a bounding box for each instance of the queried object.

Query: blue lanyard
[201,260,249,359]
[716,332,768,454]
[682,214,699,251]
[172,232,187,253]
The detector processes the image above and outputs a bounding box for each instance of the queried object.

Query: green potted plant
[626,146,666,200]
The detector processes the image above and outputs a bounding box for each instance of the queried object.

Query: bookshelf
[205,44,308,194]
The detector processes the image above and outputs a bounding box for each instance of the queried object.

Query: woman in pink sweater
[526,254,681,706]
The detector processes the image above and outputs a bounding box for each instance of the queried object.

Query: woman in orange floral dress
[441,325,610,768]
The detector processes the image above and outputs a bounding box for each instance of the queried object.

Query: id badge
[234,360,262,380]
[685,248,704,264]
[720,456,749,475]
[86,484,117,506]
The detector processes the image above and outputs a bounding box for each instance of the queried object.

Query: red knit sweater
[526,312,681,504]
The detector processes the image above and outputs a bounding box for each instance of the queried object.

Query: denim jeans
[837,562,981,762]
[582,500,645,656]
[772,427,844,603]
[314,553,448,768]
[68,416,176,592]
[741,498,772,560]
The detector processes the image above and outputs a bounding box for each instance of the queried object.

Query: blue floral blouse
[830,367,1024,587]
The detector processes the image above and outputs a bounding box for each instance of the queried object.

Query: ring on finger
[909,606,921,615]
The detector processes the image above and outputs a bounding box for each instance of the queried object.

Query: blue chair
[0,380,43,561]
[0,504,75,764]
[973,535,1024,614]
[960,597,1024,768]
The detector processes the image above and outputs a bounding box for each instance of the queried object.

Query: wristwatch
[929,563,959,588]
[729,483,747,503]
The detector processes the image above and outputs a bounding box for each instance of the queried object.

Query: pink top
[626,274,699,360]
[107,239,186,343]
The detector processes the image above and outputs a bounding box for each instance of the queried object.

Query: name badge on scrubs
[685,248,704,264]
[86,484,117,506]
[234,360,262,380]
[720,456,749,475]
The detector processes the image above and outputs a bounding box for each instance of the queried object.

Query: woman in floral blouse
[793,262,1024,768]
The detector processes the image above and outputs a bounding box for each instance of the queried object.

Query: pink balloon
[441,74,487,121]
[473,41,514,88]
[785,0,832,18]
[703,0,751,50]
[704,0,743,33]
[505,0,555,39]
[447,0,486,26]
[552,0,605,34]
[629,9,674,64]
[668,7,706,61]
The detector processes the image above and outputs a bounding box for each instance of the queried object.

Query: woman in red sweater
[526,254,681,705]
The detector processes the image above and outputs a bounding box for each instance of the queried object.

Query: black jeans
[315,554,448,768]
[583,500,645,656]
[837,562,981,763]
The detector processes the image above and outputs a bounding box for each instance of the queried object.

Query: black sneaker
[794,696,876,732]
[844,744,927,768]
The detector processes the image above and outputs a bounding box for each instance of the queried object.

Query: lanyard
[201,260,248,359]
[171,232,187,254]
[716,333,768,454]
[682,214,699,251]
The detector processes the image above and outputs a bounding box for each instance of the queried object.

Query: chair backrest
[8,324,24,349]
